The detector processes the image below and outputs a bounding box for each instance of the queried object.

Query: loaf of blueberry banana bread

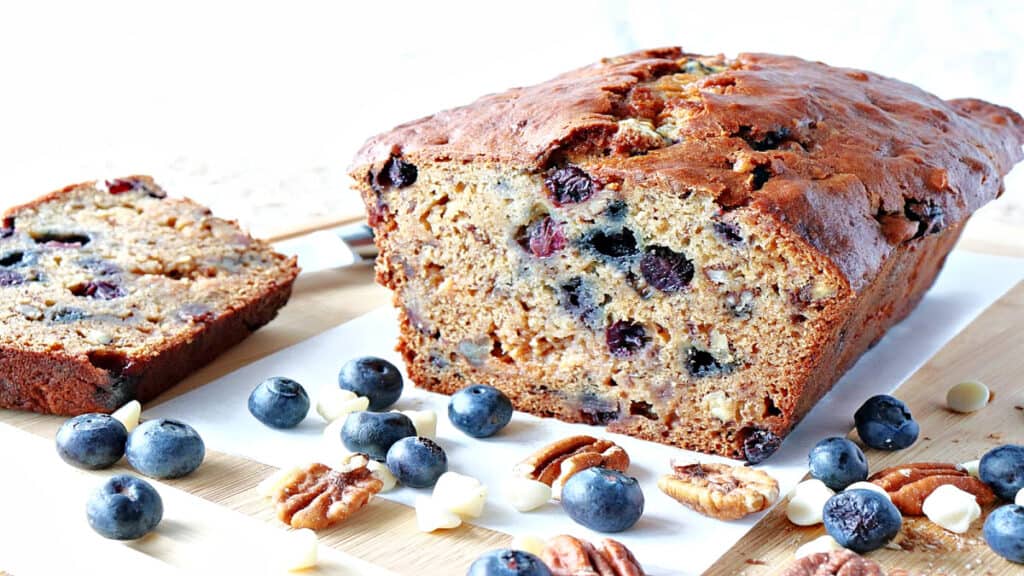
[0,177,298,415]
[350,48,1024,462]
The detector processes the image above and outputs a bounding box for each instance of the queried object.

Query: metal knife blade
[272,222,376,274]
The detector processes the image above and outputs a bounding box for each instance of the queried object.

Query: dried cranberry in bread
[350,48,1024,462]
[0,177,298,415]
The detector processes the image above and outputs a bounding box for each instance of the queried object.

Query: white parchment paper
[147,250,1024,575]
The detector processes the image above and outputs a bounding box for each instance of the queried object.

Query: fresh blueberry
[46,306,88,323]
[518,216,567,258]
[822,489,902,553]
[338,357,404,411]
[385,436,448,488]
[341,410,416,461]
[556,277,603,328]
[248,377,310,429]
[853,394,919,450]
[980,444,1024,501]
[685,347,727,377]
[584,228,639,259]
[640,245,694,292]
[377,156,418,188]
[86,474,163,540]
[984,504,1024,563]
[544,165,597,206]
[71,280,126,300]
[561,467,644,533]
[742,427,782,464]
[605,320,648,358]
[808,437,869,491]
[55,413,127,470]
[0,268,23,286]
[126,419,205,479]
[448,384,513,438]
[467,549,552,576]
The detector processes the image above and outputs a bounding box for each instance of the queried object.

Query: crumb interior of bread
[0,182,293,363]
[379,164,849,456]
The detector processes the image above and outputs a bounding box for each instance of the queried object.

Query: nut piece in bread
[659,461,778,520]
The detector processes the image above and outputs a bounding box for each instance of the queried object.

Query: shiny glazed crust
[350,48,1023,461]
[0,177,298,415]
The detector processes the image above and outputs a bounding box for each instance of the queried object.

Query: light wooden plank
[706,281,1024,575]
[0,422,398,576]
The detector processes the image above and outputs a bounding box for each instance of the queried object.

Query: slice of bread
[0,176,298,415]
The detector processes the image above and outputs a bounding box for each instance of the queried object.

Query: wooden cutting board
[706,280,1024,575]
[1,228,1021,574]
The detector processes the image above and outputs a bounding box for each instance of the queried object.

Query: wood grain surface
[1,219,1022,574]
[706,282,1024,575]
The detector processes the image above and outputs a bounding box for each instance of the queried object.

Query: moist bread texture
[0,177,298,415]
[350,48,1024,462]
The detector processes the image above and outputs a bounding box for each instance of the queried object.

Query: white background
[0,0,1021,237]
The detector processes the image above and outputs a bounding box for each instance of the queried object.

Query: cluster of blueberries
[249,357,644,576]
[55,413,205,540]
[247,356,516,488]
[56,362,1024,572]
[807,394,1024,563]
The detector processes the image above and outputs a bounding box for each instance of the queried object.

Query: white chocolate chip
[85,330,114,345]
[415,495,462,532]
[111,400,141,434]
[337,452,372,474]
[922,484,981,534]
[1016,487,1024,506]
[794,534,844,558]
[366,460,397,493]
[946,380,990,413]
[810,279,837,301]
[703,391,738,422]
[705,269,730,284]
[502,477,552,512]
[257,466,305,499]
[786,479,835,526]
[732,154,755,173]
[282,528,318,572]
[395,409,438,439]
[432,472,487,518]
[957,459,981,478]
[511,534,547,557]
[316,386,370,423]
[845,481,891,500]
[337,453,394,492]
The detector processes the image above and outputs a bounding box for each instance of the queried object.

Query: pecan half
[658,461,778,520]
[780,550,883,576]
[272,458,383,530]
[869,462,996,516]
[514,435,630,499]
[541,534,645,576]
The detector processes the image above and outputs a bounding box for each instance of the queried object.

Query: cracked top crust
[351,47,1024,291]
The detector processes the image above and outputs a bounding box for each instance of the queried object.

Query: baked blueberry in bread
[351,48,1023,462]
[0,177,298,415]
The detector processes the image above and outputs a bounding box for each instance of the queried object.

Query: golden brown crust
[353,48,1023,291]
[0,177,298,415]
